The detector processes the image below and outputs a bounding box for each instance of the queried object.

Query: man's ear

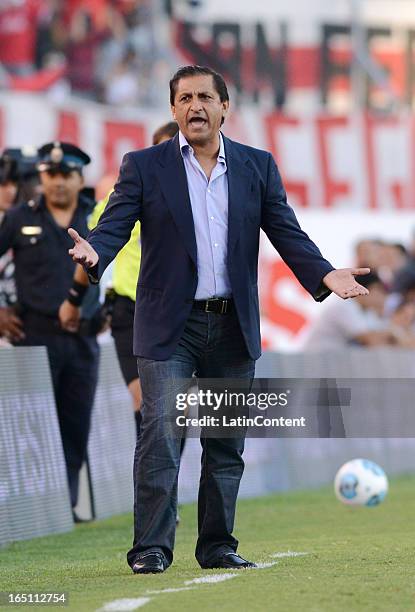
[171,105,176,120]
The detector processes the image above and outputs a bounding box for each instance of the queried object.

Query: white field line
[185,573,241,585]
[251,561,278,569]
[146,587,196,594]
[270,551,309,559]
[97,598,150,611]
[98,553,299,610]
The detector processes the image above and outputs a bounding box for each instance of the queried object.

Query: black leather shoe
[132,552,168,574]
[201,552,257,569]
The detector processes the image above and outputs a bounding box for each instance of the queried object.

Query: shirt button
[207,189,211,193]
[214,243,218,247]
[210,216,214,220]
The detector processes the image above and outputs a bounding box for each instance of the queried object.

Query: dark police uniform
[0,142,100,509]
[0,150,19,309]
[0,146,41,310]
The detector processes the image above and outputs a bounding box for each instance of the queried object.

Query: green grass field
[1,476,415,612]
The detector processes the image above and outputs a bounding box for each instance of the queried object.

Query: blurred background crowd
[301,236,415,351]
[0,0,174,106]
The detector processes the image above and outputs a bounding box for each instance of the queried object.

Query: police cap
[37,142,91,174]
[1,146,39,183]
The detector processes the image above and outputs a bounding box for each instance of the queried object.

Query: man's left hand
[323,268,371,299]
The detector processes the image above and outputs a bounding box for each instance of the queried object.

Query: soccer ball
[334,459,388,507]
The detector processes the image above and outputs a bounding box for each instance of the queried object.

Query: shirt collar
[179,131,226,162]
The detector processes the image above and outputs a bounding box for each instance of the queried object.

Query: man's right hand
[59,300,81,333]
[68,228,99,268]
[0,307,25,341]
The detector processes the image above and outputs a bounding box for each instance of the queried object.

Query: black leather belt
[193,297,233,314]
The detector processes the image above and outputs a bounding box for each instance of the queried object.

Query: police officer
[0,142,100,520]
[0,147,39,341]
[0,150,20,339]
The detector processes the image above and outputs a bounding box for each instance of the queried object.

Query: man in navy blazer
[69,65,369,573]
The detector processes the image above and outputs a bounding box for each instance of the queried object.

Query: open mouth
[188,117,208,127]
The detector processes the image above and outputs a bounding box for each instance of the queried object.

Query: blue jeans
[126,306,255,568]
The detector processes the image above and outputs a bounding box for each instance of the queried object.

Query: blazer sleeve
[87,152,143,282]
[261,153,334,301]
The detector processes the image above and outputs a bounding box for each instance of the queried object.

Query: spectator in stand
[64,2,124,98]
[104,46,139,106]
[354,238,383,271]
[35,0,67,71]
[0,0,43,76]
[355,238,409,292]
[377,242,408,288]
[65,0,110,27]
[115,0,166,106]
[388,300,415,348]
[65,8,107,97]
[392,267,415,306]
[302,272,409,351]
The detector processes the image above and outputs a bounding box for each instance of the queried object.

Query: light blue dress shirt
[179,131,231,299]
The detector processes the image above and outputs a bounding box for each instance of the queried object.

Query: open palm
[323,267,370,299]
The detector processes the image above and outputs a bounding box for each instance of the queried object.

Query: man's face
[39,169,84,209]
[171,75,229,146]
[0,181,18,212]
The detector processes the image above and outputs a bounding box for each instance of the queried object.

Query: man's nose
[190,96,203,111]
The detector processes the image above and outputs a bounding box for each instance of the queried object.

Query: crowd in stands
[302,237,415,351]
[0,0,172,106]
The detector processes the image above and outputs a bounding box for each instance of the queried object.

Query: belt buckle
[204,298,227,314]
[204,298,214,313]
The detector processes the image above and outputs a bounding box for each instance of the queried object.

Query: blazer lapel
[224,136,254,255]
[157,134,197,267]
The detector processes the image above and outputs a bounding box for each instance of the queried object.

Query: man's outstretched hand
[68,228,99,268]
[323,268,371,299]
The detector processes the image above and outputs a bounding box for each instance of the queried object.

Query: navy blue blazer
[87,133,334,360]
